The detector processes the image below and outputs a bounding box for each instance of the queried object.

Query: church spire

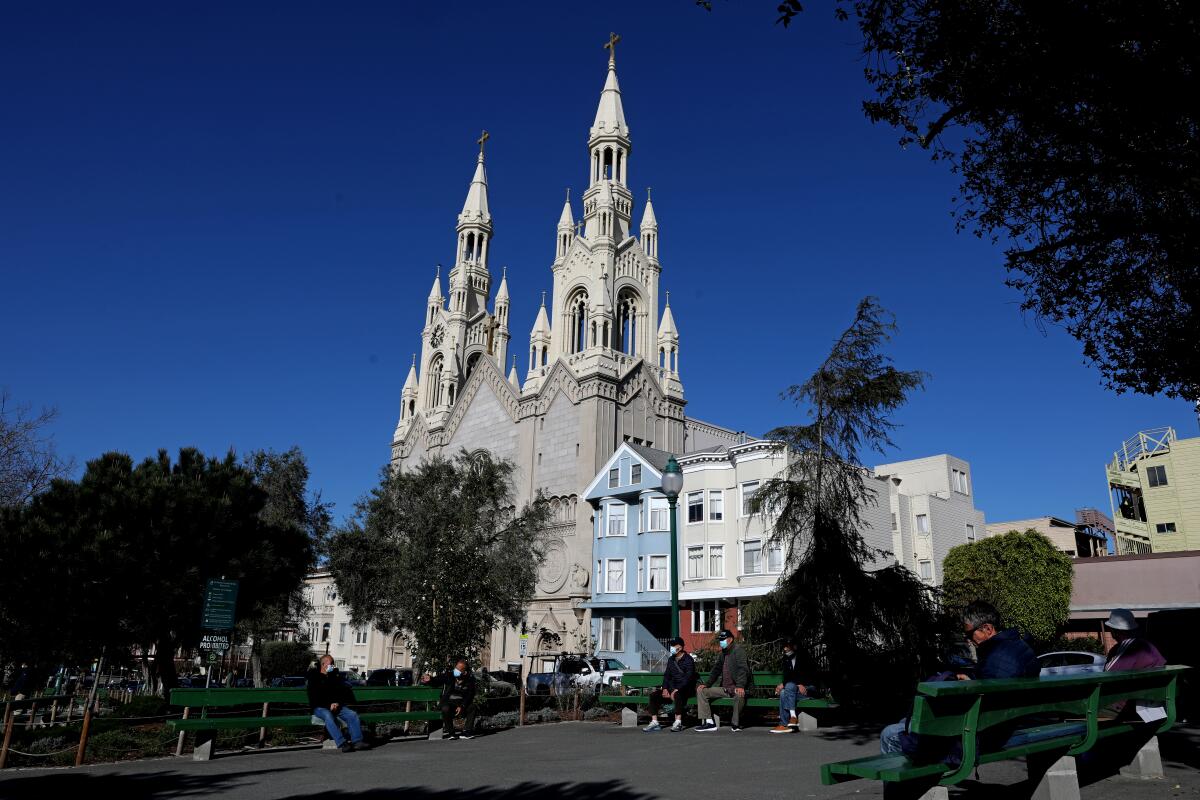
[592,33,629,142]
[640,188,658,261]
[428,264,443,303]
[460,131,491,223]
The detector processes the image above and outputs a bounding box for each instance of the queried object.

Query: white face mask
[670,645,680,655]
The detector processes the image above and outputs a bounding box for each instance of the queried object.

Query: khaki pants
[696,686,744,727]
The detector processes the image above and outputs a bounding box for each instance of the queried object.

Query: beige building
[299,571,415,675]
[875,455,987,586]
[1107,427,1200,554]
[985,516,1109,558]
[676,441,894,650]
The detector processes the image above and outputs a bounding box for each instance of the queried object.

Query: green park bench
[820,665,1189,800]
[599,671,836,730]
[168,686,442,760]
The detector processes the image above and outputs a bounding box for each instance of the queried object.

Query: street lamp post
[661,456,685,639]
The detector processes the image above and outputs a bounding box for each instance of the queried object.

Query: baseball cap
[668,637,685,647]
[717,629,734,641]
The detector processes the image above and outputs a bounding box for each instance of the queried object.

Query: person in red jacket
[1103,609,1166,671]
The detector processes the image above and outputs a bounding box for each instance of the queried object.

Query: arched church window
[465,232,475,262]
[603,147,613,180]
[465,351,481,381]
[616,149,623,183]
[566,289,589,354]
[615,289,640,357]
[427,354,444,408]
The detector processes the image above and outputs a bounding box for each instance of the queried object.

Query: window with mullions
[687,491,704,523]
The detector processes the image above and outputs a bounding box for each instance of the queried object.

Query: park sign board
[201,579,239,630]
[199,632,231,652]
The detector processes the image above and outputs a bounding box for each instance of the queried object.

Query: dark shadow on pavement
[0,767,297,799]
[816,722,887,747]
[266,782,655,800]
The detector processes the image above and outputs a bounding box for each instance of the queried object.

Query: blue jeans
[881,718,907,754]
[779,682,799,721]
[313,706,362,747]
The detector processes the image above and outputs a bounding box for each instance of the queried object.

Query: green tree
[259,640,317,679]
[238,448,330,687]
[0,448,315,690]
[707,2,1200,399]
[745,298,946,711]
[941,529,1073,645]
[327,450,550,673]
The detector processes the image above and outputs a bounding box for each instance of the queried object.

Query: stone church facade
[389,43,741,669]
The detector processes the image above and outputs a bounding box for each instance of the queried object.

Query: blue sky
[2,2,1194,526]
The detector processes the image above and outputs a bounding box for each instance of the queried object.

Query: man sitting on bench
[644,637,695,732]
[307,654,370,753]
[880,601,1038,754]
[694,629,749,732]
[770,639,810,734]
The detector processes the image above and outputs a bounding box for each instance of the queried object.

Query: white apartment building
[676,440,893,649]
[874,455,987,586]
[299,571,416,675]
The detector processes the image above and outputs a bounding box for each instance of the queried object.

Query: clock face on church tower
[430,325,444,347]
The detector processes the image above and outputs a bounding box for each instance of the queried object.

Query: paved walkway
[0,721,1196,799]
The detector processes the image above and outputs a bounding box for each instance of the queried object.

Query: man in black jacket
[306,655,369,753]
[770,639,810,734]
[423,659,477,740]
[644,637,695,732]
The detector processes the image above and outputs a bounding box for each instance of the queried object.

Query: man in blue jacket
[644,637,695,732]
[881,601,1038,754]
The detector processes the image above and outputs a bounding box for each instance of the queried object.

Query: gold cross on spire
[604,32,621,64]
[477,129,490,155]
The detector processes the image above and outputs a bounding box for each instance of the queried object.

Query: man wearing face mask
[423,659,478,740]
[770,639,809,733]
[643,637,695,732]
[694,629,749,732]
[306,654,370,752]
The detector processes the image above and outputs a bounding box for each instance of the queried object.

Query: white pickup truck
[587,657,632,691]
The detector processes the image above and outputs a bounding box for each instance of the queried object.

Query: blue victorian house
[583,442,677,670]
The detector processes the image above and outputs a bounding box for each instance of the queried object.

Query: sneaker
[458,732,474,740]
[669,720,684,732]
[769,725,795,734]
[643,720,662,732]
[788,718,800,729]
[339,742,354,753]
[352,740,373,750]
[730,725,742,732]
[694,721,718,732]
[441,732,457,740]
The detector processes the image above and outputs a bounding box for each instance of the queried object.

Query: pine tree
[746,297,947,711]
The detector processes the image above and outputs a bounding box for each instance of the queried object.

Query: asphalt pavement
[0,721,1197,800]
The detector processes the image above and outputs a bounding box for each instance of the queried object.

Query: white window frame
[918,560,933,581]
[686,491,704,524]
[596,560,603,595]
[1155,522,1177,533]
[687,545,704,579]
[355,627,368,645]
[766,542,784,573]
[966,523,976,542]
[709,544,725,578]
[743,539,764,575]
[740,481,760,517]
[607,502,627,537]
[952,469,970,495]
[636,556,644,593]
[600,617,624,651]
[608,467,619,488]
[338,623,347,643]
[648,555,668,591]
[916,513,930,535]
[691,601,718,633]
[709,489,724,521]
[1147,465,1168,488]
[631,463,642,484]
[648,496,670,531]
[605,558,626,593]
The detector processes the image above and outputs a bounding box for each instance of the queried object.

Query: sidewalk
[0,721,1195,799]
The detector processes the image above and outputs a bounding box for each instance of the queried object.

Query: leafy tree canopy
[747,299,945,711]
[942,529,1074,644]
[0,447,316,688]
[711,1,1200,399]
[328,450,551,674]
[260,640,317,679]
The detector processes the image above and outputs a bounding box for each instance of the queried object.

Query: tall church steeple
[583,33,633,242]
[452,131,494,317]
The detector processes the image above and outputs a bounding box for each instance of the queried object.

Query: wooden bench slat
[168,710,441,732]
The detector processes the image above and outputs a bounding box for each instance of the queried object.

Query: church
[389,37,743,670]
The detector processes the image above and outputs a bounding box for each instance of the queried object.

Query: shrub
[114,695,170,719]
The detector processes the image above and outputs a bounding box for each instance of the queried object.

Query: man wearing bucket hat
[1103,609,1166,672]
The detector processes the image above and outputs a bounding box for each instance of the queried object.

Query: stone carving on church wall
[539,538,569,594]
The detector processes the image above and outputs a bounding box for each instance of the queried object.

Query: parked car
[476,670,517,698]
[1038,651,1105,677]
[231,677,255,688]
[366,668,414,687]
[269,675,308,688]
[526,655,601,695]
[588,657,631,691]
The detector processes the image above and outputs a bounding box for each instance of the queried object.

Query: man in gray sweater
[694,629,749,732]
